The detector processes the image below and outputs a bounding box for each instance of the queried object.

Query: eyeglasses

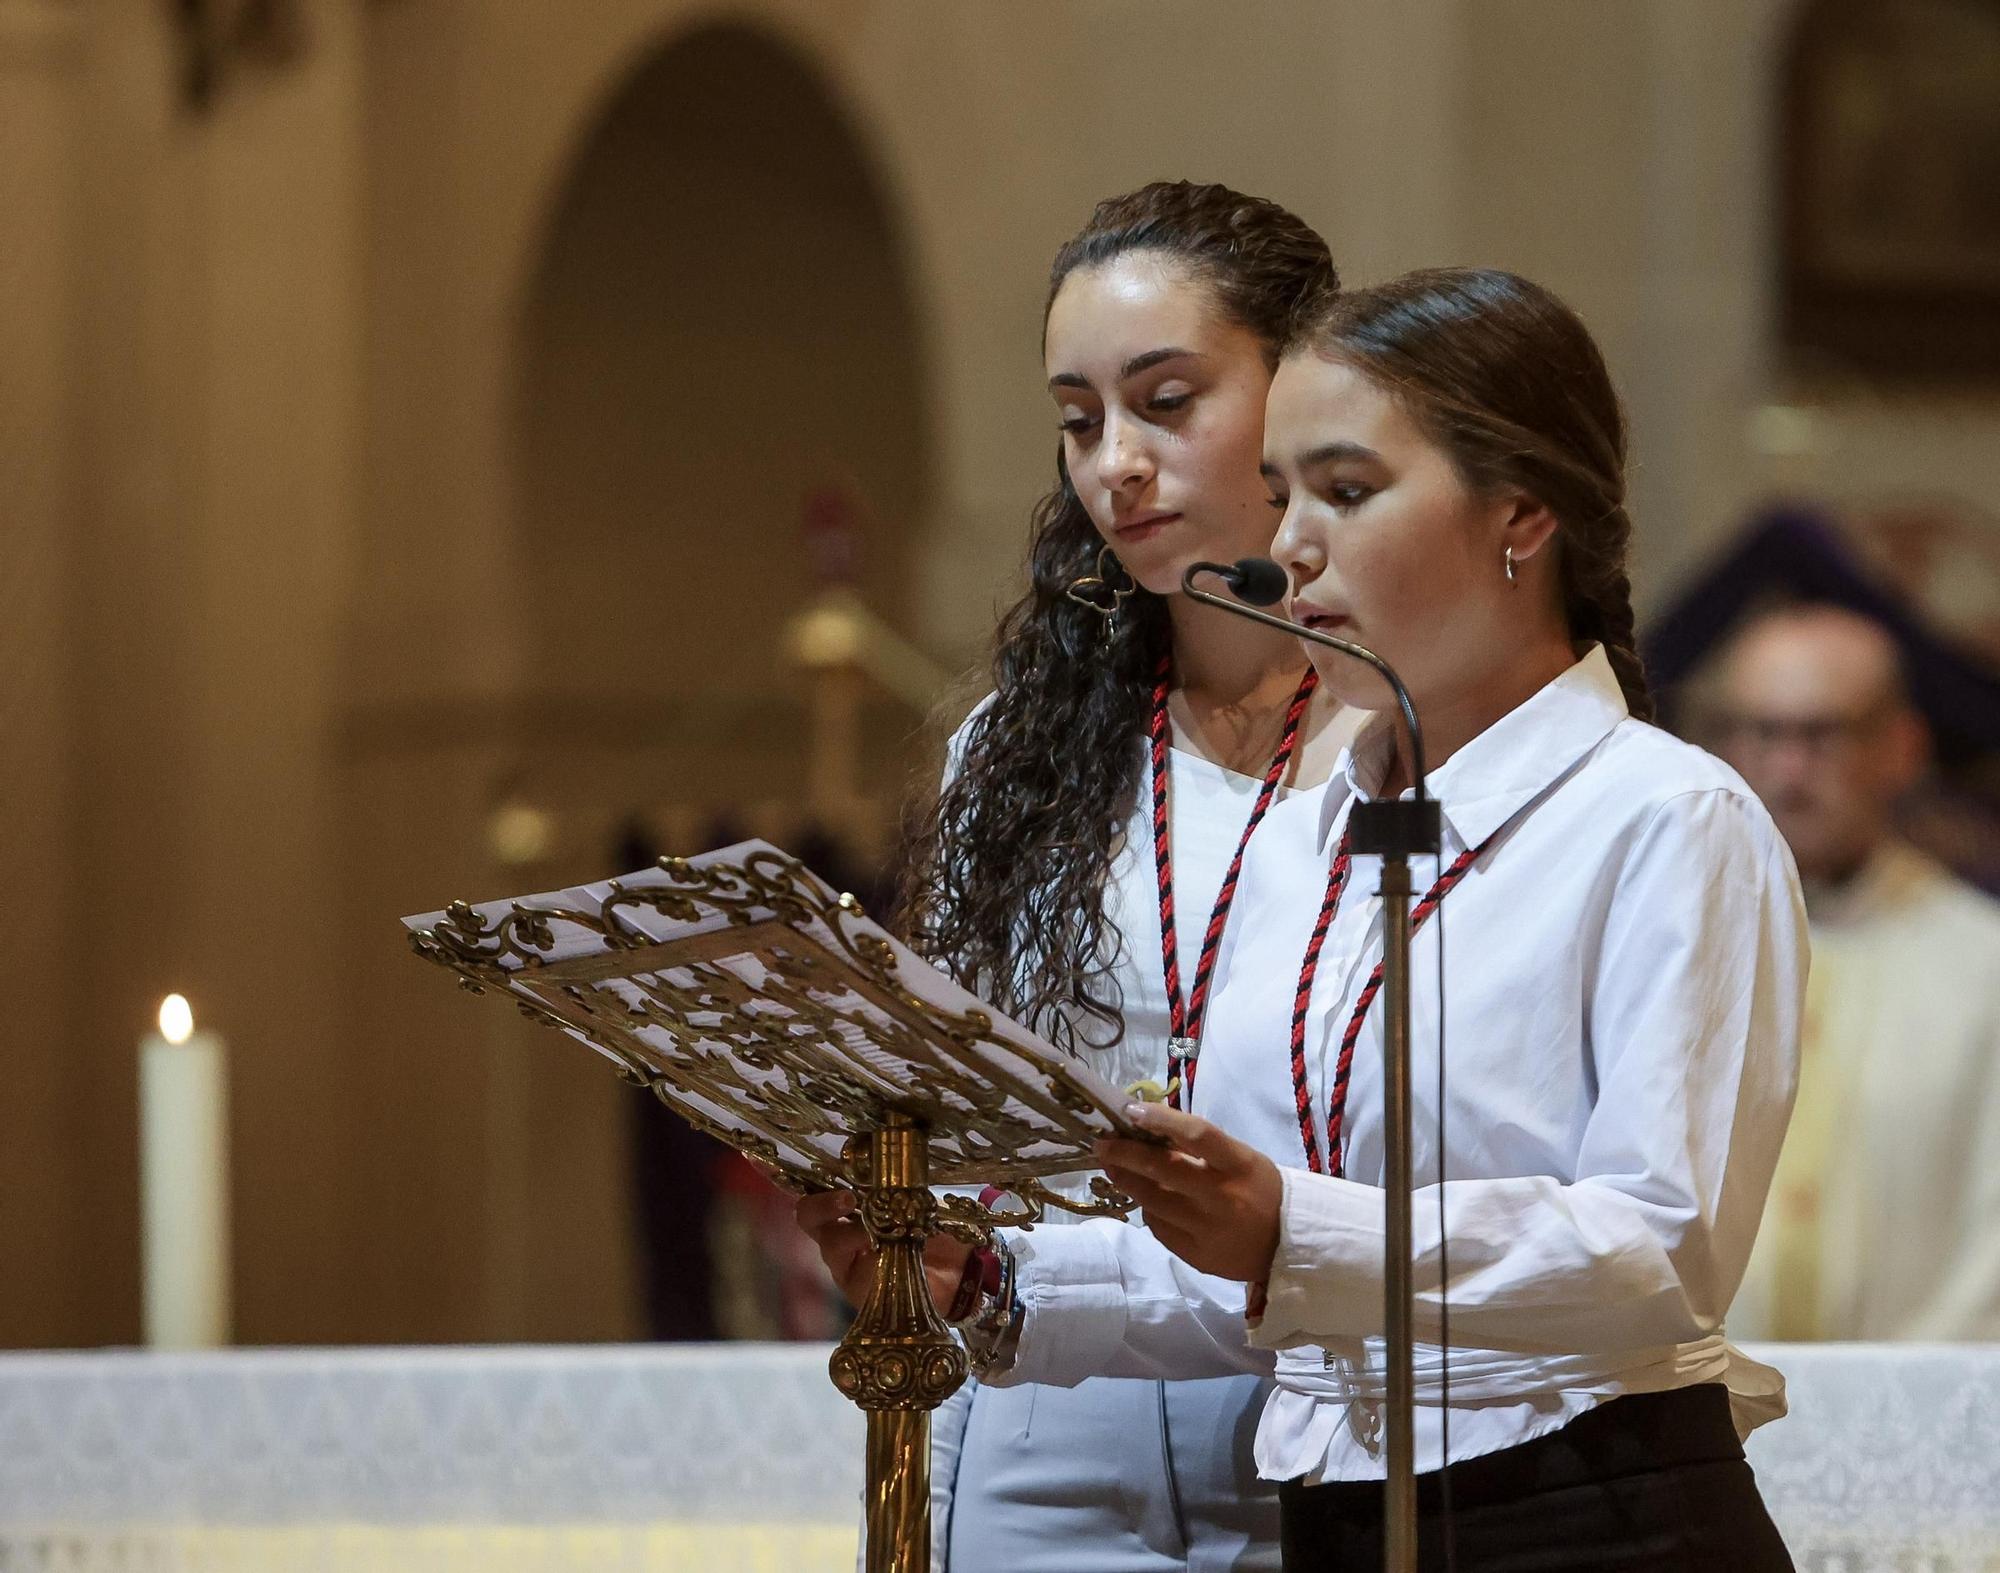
[1714,707,1891,754]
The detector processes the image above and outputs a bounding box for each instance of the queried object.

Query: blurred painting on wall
[1783,0,2000,378]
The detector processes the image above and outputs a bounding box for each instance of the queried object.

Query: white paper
[405,841,1147,1190]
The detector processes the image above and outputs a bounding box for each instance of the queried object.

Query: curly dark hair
[1286,267,1654,721]
[895,181,1337,1053]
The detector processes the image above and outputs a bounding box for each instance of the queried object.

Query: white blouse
[991,647,1808,1483]
[925,713,1312,1568]
[1015,734,1307,1207]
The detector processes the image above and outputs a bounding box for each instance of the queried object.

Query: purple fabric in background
[1640,505,2000,892]
[1642,506,2000,763]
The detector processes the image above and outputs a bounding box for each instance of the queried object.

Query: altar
[0,1342,1993,1572]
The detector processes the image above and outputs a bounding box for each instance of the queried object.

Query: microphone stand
[1182,563,1439,1573]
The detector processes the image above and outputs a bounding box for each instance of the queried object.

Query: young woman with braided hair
[798,182,1357,1570]
[810,267,1802,1569]
[1073,268,1806,1569]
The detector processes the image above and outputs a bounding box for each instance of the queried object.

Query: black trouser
[1279,1384,1795,1572]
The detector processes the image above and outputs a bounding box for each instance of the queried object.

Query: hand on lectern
[795,1190,975,1313]
[1095,1104,1283,1284]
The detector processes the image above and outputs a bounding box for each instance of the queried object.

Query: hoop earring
[1065,545,1136,626]
[1503,545,1518,585]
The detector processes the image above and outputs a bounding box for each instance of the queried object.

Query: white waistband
[1272,1332,1784,1428]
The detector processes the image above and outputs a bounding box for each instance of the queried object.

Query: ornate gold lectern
[406,843,1145,1573]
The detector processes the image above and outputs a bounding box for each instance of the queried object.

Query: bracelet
[959,1239,1023,1377]
[945,1248,989,1324]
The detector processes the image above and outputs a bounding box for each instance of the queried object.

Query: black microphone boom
[1181,558,1436,841]
[1179,556,1442,1573]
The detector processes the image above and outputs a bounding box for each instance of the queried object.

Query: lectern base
[863,1410,932,1573]
[829,1114,968,1573]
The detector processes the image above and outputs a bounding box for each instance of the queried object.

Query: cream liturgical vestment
[1731,840,2000,1342]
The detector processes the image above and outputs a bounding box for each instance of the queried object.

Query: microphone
[1211,555,1289,607]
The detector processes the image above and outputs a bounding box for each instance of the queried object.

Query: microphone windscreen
[1228,556,1289,607]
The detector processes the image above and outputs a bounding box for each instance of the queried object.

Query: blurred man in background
[1714,604,2000,1340]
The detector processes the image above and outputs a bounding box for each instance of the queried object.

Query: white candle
[140,994,231,1348]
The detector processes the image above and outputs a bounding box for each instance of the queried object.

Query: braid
[1559,505,1654,721]
[1053,182,1338,359]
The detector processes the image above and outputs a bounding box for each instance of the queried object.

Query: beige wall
[52,0,367,1345]
[0,0,86,1347]
[4,0,1995,1347]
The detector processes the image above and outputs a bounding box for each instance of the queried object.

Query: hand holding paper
[1096,1102,1284,1285]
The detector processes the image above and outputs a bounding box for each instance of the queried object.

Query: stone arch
[509,18,936,856]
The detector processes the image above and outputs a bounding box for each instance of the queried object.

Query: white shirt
[1730,839,2000,1341]
[1041,740,1311,1203]
[926,717,1316,1570]
[991,647,1807,1482]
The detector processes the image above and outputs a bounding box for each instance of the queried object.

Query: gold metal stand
[828,1114,966,1571]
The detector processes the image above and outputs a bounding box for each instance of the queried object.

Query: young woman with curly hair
[804,180,1356,1571]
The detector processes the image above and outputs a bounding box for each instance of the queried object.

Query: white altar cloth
[0,1343,864,1572]
[0,1341,1993,1571]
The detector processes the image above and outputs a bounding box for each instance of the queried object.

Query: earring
[1503,545,1518,585]
[1066,545,1136,627]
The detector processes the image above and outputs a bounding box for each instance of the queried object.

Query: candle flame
[159,994,195,1045]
